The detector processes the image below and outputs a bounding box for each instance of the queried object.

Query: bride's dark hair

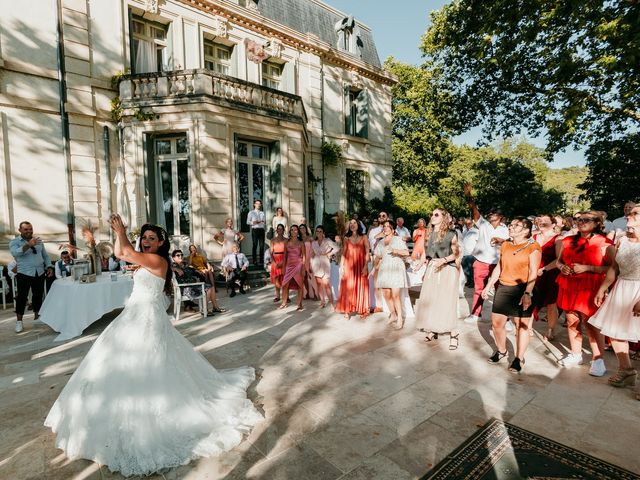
[138,223,172,295]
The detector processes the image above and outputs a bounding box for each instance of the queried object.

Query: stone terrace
[1,287,638,479]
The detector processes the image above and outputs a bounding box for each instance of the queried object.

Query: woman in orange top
[269,224,287,302]
[556,211,613,375]
[336,219,370,319]
[482,217,541,373]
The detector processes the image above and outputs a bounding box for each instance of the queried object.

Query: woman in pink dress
[411,218,427,260]
[279,225,306,311]
[299,224,318,300]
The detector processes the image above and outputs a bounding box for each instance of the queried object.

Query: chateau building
[0,0,394,261]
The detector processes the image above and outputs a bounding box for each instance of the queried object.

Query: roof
[256,0,382,68]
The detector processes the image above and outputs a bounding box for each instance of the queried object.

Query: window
[204,40,232,75]
[344,87,369,138]
[131,15,169,73]
[342,28,352,52]
[262,61,282,90]
[237,141,271,233]
[346,169,366,215]
[153,135,191,237]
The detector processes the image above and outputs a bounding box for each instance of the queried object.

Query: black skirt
[492,283,534,318]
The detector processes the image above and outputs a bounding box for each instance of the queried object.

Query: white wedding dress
[45,268,263,477]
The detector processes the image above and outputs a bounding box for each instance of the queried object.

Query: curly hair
[425,208,452,243]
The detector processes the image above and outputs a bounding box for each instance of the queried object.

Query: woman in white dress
[590,206,640,399]
[373,220,410,329]
[45,215,262,477]
[215,217,244,257]
[311,225,339,308]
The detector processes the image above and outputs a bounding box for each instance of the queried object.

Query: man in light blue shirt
[9,221,51,333]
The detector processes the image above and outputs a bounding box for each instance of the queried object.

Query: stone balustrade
[119,69,305,121]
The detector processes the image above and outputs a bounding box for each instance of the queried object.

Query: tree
[384,57,457,191]
[580,133,640,213]
[422,0,640,157]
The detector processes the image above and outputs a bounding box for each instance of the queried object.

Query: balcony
[119,69,306,124]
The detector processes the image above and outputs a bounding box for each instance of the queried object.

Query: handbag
[266,227,274,240]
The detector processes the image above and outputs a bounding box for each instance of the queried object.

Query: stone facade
[0,0,394,262]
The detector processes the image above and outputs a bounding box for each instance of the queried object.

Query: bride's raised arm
[110,214,167,277]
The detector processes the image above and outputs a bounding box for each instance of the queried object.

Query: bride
[45,214,262,476]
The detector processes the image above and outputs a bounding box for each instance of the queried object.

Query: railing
[119,69,305,120]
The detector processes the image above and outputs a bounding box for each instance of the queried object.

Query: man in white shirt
[609,201,636,242]
[463,185,510,323]
[54,250,74,279]
[246,199,266,267]
[395,217,411,243]
[221,243,249,297]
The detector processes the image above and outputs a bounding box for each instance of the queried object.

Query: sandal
[273,297,281,303]
[320,302,326,308]
[488,350,507,364]
[395,318,405,330]
[544,329,555,341]
[509,357,525,373]
[296,305,304,311]
[278,303,287,309]
[424,332,438,342]
[449,334,460,350]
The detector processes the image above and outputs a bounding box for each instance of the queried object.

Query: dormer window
[335,15,363,57]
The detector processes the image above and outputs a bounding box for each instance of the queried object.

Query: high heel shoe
[509,357,525,373]
[449,333,459,350]
[488,350,507,364]
[424,332,438,342]
[608,368,637,387]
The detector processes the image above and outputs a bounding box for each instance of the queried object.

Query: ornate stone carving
[144,0,159,14]
[341,139,350,152]
[246,0,259,12]
[350,70,363,89]
[267,38,283,58]
[214,16,229,38]
[245,38,269,63]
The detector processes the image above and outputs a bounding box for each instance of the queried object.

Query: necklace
[512,239,533,255]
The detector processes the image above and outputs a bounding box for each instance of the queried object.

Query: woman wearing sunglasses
[482,217,541,372]
[415,208,461,348]
[556,211,613,375]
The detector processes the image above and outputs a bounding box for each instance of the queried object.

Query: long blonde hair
[425,208,451,243]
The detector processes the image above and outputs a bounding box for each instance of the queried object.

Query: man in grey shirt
[9,221,51,333]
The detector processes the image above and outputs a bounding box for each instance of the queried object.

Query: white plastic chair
[0,276,8,309]
[172,273,206,322]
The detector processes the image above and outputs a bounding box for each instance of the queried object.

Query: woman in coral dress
[411,218,427,261]
[590,206,640,399]
[557,211,613,375]
[269,223,287,303]
[300,224,318,300]
[336,219,370,319]
[279,225,306,311]
[533,214,560,339]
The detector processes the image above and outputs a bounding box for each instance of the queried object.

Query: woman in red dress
[557,211,613,376]
[336,219,370,319]
[411,218,427,261]
[534,214,560,340]
[270,223,287,303]
[280,225,305,311]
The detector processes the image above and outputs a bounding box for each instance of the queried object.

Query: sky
[326,0,585,168]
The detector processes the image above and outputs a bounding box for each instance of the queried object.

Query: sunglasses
[432,212,441,217]
[576,218,596,224]
[174,253,183,257]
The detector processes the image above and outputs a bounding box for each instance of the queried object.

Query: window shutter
[166,23,174,70]
[230,45,238,77]
[356,89,369,139]
[282,61,295,94]
[354,26,364,58]
[128,9,136,73]
[269,141,282,212]
[344,84,352,135]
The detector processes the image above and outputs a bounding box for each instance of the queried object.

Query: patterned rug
[422,418,639,480]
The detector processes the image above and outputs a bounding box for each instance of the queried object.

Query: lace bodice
[618,238,640,280]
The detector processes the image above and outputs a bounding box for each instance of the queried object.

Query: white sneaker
[464,315,480,324]
[561,352,584,367]
[589,358,606,377]
[505,320,515,332]
[15,321,23,333]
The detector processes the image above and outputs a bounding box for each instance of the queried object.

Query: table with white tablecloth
[40,273,134,341]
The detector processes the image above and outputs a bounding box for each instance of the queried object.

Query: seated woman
[187,244,216,286]
[172,249,224,315]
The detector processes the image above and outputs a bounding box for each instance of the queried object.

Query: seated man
[221,243,249,297]
[55,250,74,279]
[171,249,225,315]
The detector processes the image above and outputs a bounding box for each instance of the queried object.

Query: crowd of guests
[244,194,639,400]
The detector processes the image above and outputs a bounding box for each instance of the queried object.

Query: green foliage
[581,133,640,213]
[546,166,590,213]
[390,185,438,217]
[422,1,640,157]
[321,141,342,167]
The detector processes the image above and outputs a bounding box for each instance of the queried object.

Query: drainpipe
[320,58,326,220]
[103,126,112,240]
[55,0,76,248]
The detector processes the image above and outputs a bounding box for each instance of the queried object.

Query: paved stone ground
[1,286,639,479]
